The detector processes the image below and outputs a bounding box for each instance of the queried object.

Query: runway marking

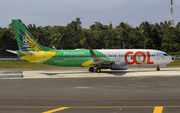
[2,97,180,100]
[75,87,92,89]
[153,107,163,113]
[42,107,69,113]
[0,105,178,113]
[0,105,180,108]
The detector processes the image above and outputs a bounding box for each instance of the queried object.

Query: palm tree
[50,26,66,49]
[139,21,152,49]
[176,22,180,29]
[76,17,82,31]
[116,22,131,49]
[80,30,92,48]
[27,24,37,37]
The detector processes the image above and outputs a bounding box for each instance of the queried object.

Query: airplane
[7,19,175,73]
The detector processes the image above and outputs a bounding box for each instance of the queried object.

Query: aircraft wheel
[157,66,160,71]
[95,68,101,73]
[89,67,94,72]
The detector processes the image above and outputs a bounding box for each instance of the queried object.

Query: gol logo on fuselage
[124,51,154,65]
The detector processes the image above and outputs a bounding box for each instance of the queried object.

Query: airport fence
[173,55,180,60]
[0,56,25,61]
[0,58,25,61]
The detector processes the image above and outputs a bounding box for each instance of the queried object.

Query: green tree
[128,27,144,49]
[27,24,37,37]
[176,22,180,29]
[90,22,104,31]
[80,29,92,48]
[161,27,180,54]
[116,22,131,49]
[0,29,17,56]
[50,26,66,49]
[139,21,152,49]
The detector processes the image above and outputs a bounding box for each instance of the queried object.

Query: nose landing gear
[157,65,160,71]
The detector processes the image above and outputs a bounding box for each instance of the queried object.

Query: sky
[0,0,180,28]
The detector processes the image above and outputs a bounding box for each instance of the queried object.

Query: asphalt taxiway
[1,67,180,78]
[0,67,180,113]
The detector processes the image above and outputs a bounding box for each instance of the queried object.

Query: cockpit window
[164,54,168,56]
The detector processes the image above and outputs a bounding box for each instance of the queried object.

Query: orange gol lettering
[147,51,154,64]
[125,51,154,65]
[125,51,134,64]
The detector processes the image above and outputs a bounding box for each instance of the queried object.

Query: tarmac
[0,67,180,79]
[0,67,180,113]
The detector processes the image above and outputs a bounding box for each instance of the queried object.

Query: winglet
[88,47,99,60]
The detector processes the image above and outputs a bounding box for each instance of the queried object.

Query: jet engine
[111,62,128,70]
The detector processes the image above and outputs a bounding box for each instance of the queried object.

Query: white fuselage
[97,49,174,66]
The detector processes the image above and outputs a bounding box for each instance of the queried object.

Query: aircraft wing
[89,47,112,65]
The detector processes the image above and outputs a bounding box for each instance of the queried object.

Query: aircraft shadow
[40,71,90,76]
[39,68,178,77]
[100,71,128,76]
[40,71,128,76]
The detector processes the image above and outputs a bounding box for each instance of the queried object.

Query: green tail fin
[12,19,53,52]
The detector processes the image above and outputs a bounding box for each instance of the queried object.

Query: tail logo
[19,29,41,52]
[23,37,29,44]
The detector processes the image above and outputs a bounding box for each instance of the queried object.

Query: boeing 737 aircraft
[7,19,175,73]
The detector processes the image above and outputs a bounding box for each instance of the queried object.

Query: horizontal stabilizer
[17,51,33,56]
[6,50,17,54]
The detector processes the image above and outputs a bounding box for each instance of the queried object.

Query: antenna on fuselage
[52,45,57,50]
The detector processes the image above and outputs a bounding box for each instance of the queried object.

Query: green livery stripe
[44,50,110,67]
[12,19,110,67]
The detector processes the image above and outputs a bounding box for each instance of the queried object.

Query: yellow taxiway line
[0,105,176,113]
[43,107,69,113]
[153,107,163,113]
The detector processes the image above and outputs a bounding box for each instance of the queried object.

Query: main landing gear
[89,67,94,72]
[95,68,101,73]
[157,65,160,71]
[89,67,101,73]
